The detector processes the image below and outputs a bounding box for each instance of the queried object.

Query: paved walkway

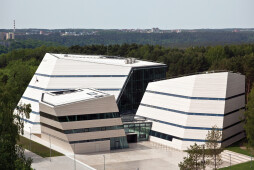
[221,150,252,167]
[22,130,95,170]
[25,149,93,170]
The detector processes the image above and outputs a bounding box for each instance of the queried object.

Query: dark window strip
[42,131,126,144]
[40,111,120,122]
[137,115,243,131]
[21,96,39,102]
[146,90,245,101]
[150,130,245,143]
[141,103,245,117]
[35,73,128,78]
[41,122,123,134]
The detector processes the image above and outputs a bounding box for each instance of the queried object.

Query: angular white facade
[19,53,166,134]
[136,72,245,150]
[39,88,128,154]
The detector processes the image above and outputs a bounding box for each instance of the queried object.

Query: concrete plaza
[75,141,187,170]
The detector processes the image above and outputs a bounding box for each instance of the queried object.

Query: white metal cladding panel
[136,106,188,127]
[28,75,52,90]
[222,132,245,148]
[222,123,244,140]
[39,102,57,116]
[149,136,182,150]
[54,96,119,116]
[24,124,41,134]
[183,129,211,139]
[151,121,186,138]
[52,58,131,75]
[185,115,224,128]
[224,96,245,113]
[147,75,196,96]
[73,140,110,154]
[140,92,192,112]
[226,73,245,98]
[22,87,44,101]
[188,100,225,114]
[40,117,63,129]
[67,129,126,141]
[42,126,69,141]
[35,53,58,74]
[223,110,244,128]
[191,72,228,98]
[61,118,123,129]
[46,77,126,89]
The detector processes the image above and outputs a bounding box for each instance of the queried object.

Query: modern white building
[136,72,245,150]
[39,88,128,153]
[18,53,166,134]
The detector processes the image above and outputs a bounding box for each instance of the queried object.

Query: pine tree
[205,125,223,169]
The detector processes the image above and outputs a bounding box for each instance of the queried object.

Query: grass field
[226,139,253,157]
[219,161,254,170]
[18,136,63,158]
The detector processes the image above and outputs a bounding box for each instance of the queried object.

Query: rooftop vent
[125,58,136,64]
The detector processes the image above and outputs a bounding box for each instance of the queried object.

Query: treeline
[16,31,254,47]
[0,39,59,54]
[1,43,254,93]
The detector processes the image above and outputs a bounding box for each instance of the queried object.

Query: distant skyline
[1,0,254,29]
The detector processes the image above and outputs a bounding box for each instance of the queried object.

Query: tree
[0,60,33,169]
[178,143,205,170]
[244,85,254,148]
[205,125,223,169]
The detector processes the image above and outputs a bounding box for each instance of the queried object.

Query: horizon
[1,0,254,30]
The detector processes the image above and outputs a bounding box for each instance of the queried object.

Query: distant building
[40,88,128,153]
[6,32,15,40]
[0,32,6,40]
[136,72,245,150]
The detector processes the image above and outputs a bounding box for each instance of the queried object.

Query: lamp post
[49,134,51,162]
[229,154,231,169]
[29,127,31,151]
[103,155,105,170]
[74,143,76,170]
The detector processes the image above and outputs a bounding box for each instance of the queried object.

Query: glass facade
[110,136,129,150]
[41,122,124,134]
[40,111,120,122]
[124,122,152,141]
[149,130,173,141]
[117,66,167,115]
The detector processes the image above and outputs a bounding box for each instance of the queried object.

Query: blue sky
[1,0,253,29]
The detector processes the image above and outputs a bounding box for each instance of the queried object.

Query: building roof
[41,88,110,106]
[52,53,165,67]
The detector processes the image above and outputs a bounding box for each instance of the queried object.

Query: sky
[1,0,254,29]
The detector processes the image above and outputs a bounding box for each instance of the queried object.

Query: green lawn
[18,136,63,158]
[226,139,253,157]
[219,161,254,170]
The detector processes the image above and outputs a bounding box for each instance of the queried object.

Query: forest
[14,30,254,47]
[0,43,254,169]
